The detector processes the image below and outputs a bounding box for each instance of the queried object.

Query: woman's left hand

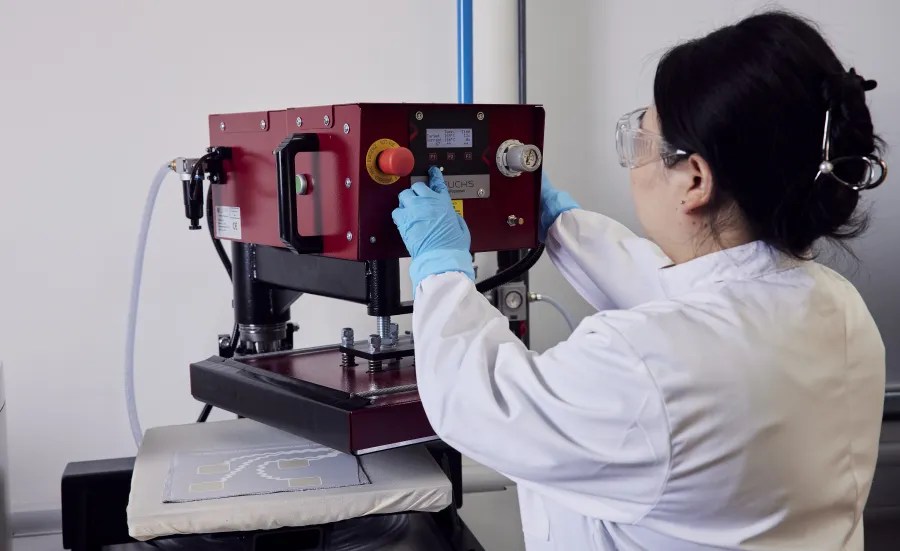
[392,166,475,292]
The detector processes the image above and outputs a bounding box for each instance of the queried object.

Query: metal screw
[296,117,303,127]
[368,334,382,351]
[324,115,331,126]
[477,188,486,198]
[390,323,399,341]
[345,178,352,188]
[218,335,231,348]
[507,215,518,227]
[477,111,485,120]
[343,123,350,134]
[346,231,353,241]
[405,330,414,344]
[219,121,226,131]
[260,119,267,130]
[369,236,376,243]
[295,174,309,195]
[341,327,355,346]
[416,111,424,121]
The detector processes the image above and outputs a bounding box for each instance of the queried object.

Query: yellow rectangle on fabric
[190,481,225,493]
[289,477,323,488]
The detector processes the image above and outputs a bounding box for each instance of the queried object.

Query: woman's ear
[681,154,714,211]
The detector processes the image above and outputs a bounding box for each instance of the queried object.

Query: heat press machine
[190,102,545,455]
[60,101,544,551]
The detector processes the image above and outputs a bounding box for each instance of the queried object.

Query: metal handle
[274,133,324,254]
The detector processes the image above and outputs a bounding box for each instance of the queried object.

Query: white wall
[525,0,900,360]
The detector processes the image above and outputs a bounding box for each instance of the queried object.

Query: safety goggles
[815,109,888,191]
[615,107,687,169]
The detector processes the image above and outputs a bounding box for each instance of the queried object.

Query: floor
[12,534,62,551]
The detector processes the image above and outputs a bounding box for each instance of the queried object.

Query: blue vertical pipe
[457,0,473,104]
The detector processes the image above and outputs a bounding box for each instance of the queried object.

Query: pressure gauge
[504,290,524,310]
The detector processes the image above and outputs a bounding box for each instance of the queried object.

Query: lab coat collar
[659,241,800,298]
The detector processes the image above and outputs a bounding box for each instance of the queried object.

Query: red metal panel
[208,103,543,261]
[209,110,285,249]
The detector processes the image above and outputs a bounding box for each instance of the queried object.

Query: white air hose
[529,293,578,333]
[125,164,172,448]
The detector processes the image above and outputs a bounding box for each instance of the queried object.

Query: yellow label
[452,200,463,218]
[365,138,402,185]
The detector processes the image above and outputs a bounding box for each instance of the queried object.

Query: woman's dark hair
[654,10,883,258]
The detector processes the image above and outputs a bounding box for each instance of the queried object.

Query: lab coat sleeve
[546,209,671,310]
[413,272,671,522]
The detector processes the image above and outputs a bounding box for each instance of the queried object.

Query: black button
[428,153,438,162]
[447,152,455,161]
[464,152,473,161]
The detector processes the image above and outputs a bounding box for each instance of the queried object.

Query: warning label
[215,206,241,239]
[452,200,463,218]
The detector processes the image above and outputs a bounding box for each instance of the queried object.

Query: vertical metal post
[457,0,473,104]
[495,0,532,346]
[518,0,527,105]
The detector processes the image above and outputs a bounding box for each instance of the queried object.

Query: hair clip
[846,68,878,93]
[816,108,888,191]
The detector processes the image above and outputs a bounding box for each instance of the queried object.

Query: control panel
[408,109,493,200]
[208,103,545,261]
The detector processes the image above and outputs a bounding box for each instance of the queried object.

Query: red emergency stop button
[377,147,415,177]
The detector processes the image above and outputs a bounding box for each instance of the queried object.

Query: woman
[391,11,887,551]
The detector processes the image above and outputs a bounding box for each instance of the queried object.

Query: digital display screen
[426,128,473,148]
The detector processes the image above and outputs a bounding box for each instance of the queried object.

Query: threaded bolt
[341,327,354,347]
[376,317,391,339]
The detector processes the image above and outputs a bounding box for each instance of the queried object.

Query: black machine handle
[275,133,325,254]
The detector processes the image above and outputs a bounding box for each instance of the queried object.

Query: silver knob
[496,139,543,177]
[506,144,542,173]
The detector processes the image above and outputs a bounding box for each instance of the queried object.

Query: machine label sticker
[215,206,242,239]
[365,138,402,185]
[410,174,490,199]
[452,200,464,218]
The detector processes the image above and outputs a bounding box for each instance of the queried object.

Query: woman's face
[627,106,721,263]
[629,106,687,252]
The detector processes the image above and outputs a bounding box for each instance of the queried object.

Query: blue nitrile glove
[392,166,475,292]
[540,172,580,242]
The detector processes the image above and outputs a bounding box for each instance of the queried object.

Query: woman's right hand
[539,173,580,242]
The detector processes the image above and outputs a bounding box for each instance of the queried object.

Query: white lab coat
[412,209,885,551]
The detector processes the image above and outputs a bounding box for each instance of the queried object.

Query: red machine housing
[208,103,545,260]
